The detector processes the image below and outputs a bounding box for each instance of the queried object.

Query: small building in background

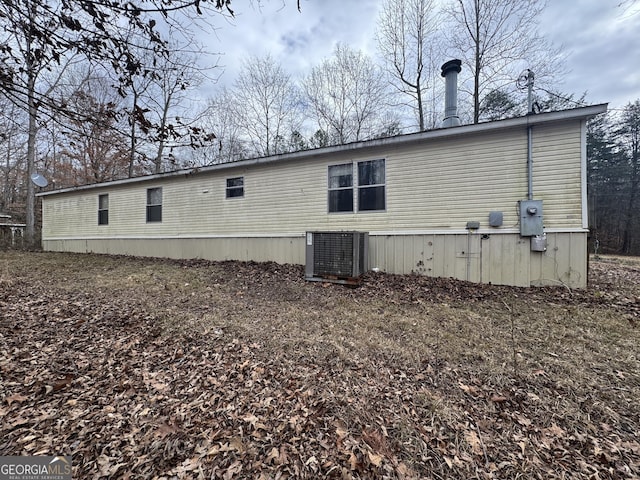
[0,213,25,247]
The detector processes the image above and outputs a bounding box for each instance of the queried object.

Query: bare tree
[119,36,213,176]
[0,0,255,242]
[0,0,82,244]
[231,54,302,157]
[113,32,156,178]
[59,75,130,184]
[145,45,214,173]
[446,0,561,124]
[190,89,249,166]
[303,43,391,144]
[0,100,27,215]
[376,0,441,131]
[618,0,640,15]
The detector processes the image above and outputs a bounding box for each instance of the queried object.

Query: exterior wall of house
[368,231,587,287]
[40,115,590,288]
[42,231,586,288]
[42,237,305,265]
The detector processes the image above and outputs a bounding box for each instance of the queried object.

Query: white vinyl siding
[530,123,583,227]
[41,121,584,240]
[385,129,528,230]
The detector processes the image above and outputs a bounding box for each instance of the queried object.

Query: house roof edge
[37,103,608,197]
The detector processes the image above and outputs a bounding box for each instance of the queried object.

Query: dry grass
[1,251,639,478]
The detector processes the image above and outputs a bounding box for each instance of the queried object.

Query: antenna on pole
[517,69,536,114]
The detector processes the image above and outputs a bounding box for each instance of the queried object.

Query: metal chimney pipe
[441,59,462,128]
[526,69,535,114]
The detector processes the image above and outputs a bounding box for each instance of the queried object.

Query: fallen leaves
[0,252,638,479]
[464,430,483,456]
[5,393,28,405]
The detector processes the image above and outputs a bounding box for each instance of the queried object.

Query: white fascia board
[38,104,608,198]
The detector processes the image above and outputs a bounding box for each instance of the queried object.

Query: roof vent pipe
[441,59,462,128]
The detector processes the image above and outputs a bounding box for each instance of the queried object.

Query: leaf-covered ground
[1,252,638,479]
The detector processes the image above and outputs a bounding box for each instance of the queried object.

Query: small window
[328,163,353,213]
[98,194,109,225]
[146,187,162,222]
[226,177,244,198]
[358,159,385,211]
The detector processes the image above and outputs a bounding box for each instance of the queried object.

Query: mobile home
[39,104,606,288]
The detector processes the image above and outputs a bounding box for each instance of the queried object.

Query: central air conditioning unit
[305,231,369,284]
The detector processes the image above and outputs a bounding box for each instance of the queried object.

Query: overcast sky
[200,0,639,113]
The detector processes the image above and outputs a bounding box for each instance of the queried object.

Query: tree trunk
[473,0,481,124]
[620,138,640,254]
[3,134,13,210]
[25,2,37,247]
[154,92,173,174]
[25,82,37,246]
[416,76,424,131]
[154,141,164,174]
[128,95,137,178]
[620,178,637,254]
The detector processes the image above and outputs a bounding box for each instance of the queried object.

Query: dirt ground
[0,252,638,479]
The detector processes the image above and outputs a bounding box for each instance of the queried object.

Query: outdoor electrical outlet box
[466,221,480,230]
[519,200,543,236]
[531,234,547,252]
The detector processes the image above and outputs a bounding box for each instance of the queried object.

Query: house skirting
[42,231,587,288]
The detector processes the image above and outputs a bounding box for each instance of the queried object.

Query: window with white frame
[98,194,109,225]
[226,177,244,198]
[327,159,385,213]
[146,187,162,222]
[357,159,385,211]
[328,163,353,212]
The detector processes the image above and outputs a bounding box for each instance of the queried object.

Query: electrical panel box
[519,200,543,237]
